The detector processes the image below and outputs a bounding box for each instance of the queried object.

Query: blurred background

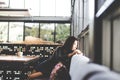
[0,0,120,73]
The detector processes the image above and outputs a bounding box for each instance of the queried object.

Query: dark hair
[63,36,78,51]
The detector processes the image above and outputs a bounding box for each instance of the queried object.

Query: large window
[40,23,70,42]
[1,0,9,8]
[9,22,24,42]
[25,0,40,16]
[0,22,8,42]
[40,0,56,16]
[0,22,70,43]
[40,23,54,41]
[56,23,70,42]
[4,0,71,16]
[40,0,71,16]
[0,0,71,43]
[10,0,24,8]
[25,23,39,38]
[55,0,71,16]
[0,0,71,17]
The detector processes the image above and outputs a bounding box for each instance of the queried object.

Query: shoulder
[54,46,64,54]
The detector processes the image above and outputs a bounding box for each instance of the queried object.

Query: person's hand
[73,49,83,54]
[68,49,83,57]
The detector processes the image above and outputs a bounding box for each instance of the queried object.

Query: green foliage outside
[25,27,39,37]
[40,29,53,41]
[56,24,70,42]
[19,24,70,43]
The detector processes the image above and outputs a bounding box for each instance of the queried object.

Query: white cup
[17,52,23,57]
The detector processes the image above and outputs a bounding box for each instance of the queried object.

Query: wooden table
[0,55,40,80]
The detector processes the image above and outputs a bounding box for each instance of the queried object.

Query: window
[56,23,70,42]
[10,0,24,8]
[25,0,40,16]
[39,0,71,16]
[25,23,39,38]
[0,22,8,42]
[40,23,54,41]
[9,22,24,42]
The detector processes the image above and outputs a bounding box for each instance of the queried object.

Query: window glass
[25,0,40,16]
[56,0,71,16]
[10,0,24,8]
[9,22,24,42]
[0,0,9,8]
[40,0,56,16]
[25,23,39,38]
[40,0,71,16]
[40,23,54,42]
[0,22,8,42]
[56,23,70,42]
[1,0,71,16]
[8,0,71,16]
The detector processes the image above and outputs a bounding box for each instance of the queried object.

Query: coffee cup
[17,52,23,57]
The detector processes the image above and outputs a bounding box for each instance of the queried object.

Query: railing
[0,43,62,62]
[0,43,61,55]
[0,43,61,79]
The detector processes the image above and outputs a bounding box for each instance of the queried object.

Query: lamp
[0,8,30,16]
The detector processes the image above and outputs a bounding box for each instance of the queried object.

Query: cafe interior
[0,0,120,80]
[0,0,71,79]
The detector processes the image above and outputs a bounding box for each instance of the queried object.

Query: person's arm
[28,72,43,79]
[56,49,83,62]
[68,52,76,57]
[68,49,83,57]
[52,47,83,61]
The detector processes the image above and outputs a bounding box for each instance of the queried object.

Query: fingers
[74,50,82,54]
[71,50,83,57]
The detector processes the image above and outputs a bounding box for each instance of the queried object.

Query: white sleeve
[69,54,90,80]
